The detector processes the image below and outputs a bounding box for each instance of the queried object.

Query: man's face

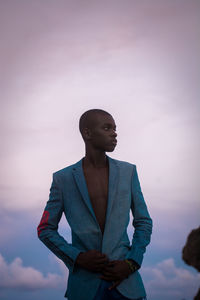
[87,113,117,152]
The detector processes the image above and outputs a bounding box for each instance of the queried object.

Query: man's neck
[83,150,108,169]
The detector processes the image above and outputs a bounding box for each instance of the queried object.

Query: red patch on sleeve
[37,210,50,237]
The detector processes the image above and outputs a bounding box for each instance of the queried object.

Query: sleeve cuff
[63,247,82,273]
[125,248,143,267]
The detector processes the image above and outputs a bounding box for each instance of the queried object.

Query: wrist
[124,259,138,273]
[75,252,84,266]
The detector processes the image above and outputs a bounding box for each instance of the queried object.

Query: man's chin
[105,146,116,152]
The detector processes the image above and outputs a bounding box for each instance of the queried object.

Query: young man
[37,109,152,300]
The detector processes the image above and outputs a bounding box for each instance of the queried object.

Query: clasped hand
[76,250,133,290]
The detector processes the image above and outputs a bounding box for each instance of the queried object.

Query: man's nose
[111,130,117,137]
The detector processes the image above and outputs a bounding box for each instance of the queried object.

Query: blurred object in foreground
[182,227,200,300]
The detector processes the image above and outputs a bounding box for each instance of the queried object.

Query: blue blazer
[37,156,152,300]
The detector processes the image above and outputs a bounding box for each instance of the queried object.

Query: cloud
[1,252,199,300]
[141,258,200,300]
[0,253,67,290]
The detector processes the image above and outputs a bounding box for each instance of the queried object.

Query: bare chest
[83,167,109,233]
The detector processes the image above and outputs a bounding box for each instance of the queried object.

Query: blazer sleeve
[37,173,81,273]
[125,165,153,267]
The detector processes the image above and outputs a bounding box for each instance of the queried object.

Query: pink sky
[0,1,199,299]
[1,0,199,214]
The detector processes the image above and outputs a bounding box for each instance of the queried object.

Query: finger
[100,272,117,280]
[108,260,118,265]
[108,280,121,290]
[102,266,116,273]
[96,260,109,267]
[102,264,116,272]
[103,260,116,267]
[97,256,109,261]
[92,263,108,272]
[102,271,117,278]
[103,263,115,269]
[95,252,108,258]
[103,264,118,274]
[91,251,107,259]
[101,271,114,277]
[95,260,109,267]
[97,263,110,271]
[95,257,109,263]
[96,263,109,270]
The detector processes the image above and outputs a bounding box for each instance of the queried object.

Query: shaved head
[79,109,112,138]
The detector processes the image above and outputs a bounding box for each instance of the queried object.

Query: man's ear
[82,127,92,141]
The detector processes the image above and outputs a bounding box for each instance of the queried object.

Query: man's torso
[82,161,109,234]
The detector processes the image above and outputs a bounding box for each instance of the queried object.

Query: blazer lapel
[101,156,119,252]
[105,156,119,226]
[72,159,98,225]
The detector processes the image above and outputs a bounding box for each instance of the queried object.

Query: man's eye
[104,127,109,130]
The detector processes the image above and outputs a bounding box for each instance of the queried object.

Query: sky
[0,0,200,299]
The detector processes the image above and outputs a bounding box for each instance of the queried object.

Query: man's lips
[111,139,117,145]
